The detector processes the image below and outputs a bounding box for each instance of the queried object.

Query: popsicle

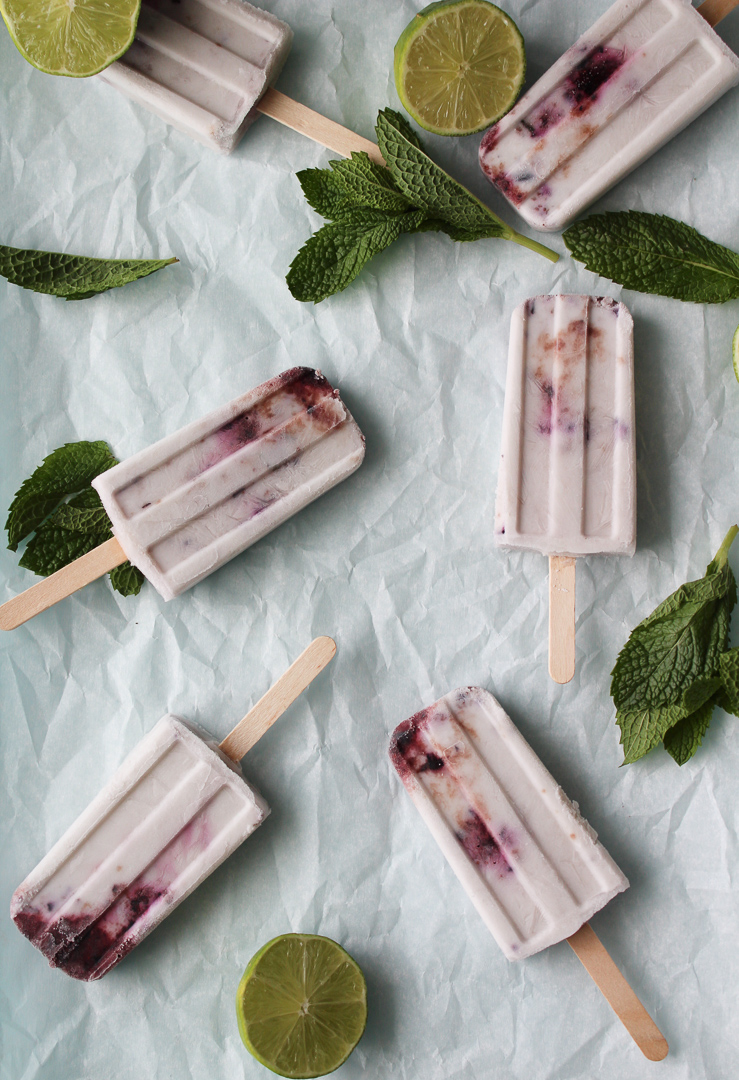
[494,295,636,683]
[97,0,384,161]
[11,635,335,980]
[389,686,668,1061]
[479,0,739,232]
[0,368,364,629]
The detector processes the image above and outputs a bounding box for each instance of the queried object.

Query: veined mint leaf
[329,154,412,214]
[20,522,110,576]
[611,526,738,765]
[286,208,427,303]
[298,169,361,221]
[719,647,739,716]
[563,212,739,303]
[0,245,177,300]
[616,704,688,765]
[109,561,145,597]
[6,439,141,599]
[6,441,117,549]
[376,109,508,238]
[375,109,557,262]
[663,694,719,766]
[611,528,738,713]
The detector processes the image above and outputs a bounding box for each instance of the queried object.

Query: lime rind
[394,0,525,136]
[236,934,367,1080]
[0,0,141,77]
[733,324,739,385]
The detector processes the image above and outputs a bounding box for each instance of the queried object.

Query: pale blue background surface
[1,2,739,1078]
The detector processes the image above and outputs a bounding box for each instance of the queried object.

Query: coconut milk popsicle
[495,295,636,682]
[479,0,739,231]
[389,687,667,1060]
[11,637,336,980]
[0,368,365,628]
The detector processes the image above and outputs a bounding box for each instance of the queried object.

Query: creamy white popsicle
[390,686,628,960]
[495,295,636,558]
[12,715,266,980]
[11,636,336,981]
[0,369,365,630]
[495,295,636,683]
[99,0,292,153]
[92,367,365,602]
[389,687,667,1059]
[479,0,739,232]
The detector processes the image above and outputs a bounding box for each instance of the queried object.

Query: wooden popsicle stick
[0,536,127,631]
[219,636,336,762]
[568,923,668,1061]
[256,87,385,166]
[697,0,739,28]
[548,555,576,684]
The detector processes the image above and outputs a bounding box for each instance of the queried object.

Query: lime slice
[0,0,141,77]
[394,0,525,136]
[236,934,367,1079]
[733,324,739,385]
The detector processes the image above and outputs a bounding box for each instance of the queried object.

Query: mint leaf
[563,212,739,303]
[719,648,739,716]
[611,528,737,713]
[298,169,362,221]
[663,694,719,766]
[6,439,142,599]
[286,208,427,303]
[109,561,145,597]
[0,245,177,300]
[376,109,509,238]
[616,704,688,765]
[328,154,413,214]
[611,526,738,764]
[6,441,117,549]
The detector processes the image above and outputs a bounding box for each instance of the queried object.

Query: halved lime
[733,324,739,385]
[0,0,141,77]
[394,0,525,136]
[236,934,367,1079]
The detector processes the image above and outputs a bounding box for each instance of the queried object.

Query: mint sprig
[0,245,177,300]
[563,212,739,303]
[5,442,144,597]
[287,109,558,302]
[611,526,739,765]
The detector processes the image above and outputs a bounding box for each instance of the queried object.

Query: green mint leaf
[611,527,738,713]
[663,694,719,766]
[0,245,177,300]
[616,703,689,765]
[297,168,360,221]
[6,440,118,549]
[6,438,143,600]
[19,522,109,577]
[109,561,145,597]
[329,154,412,213]
[286,208,427,303]
[376,109,509,238]
[719,647,739,716]
[563,212,739,303]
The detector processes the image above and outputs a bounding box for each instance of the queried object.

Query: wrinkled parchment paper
[2,2,739,1077]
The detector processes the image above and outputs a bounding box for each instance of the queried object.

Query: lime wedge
[0,0,141,77]
[733,324,739,385]
[394,0,525,136]
[236,934,367,1079]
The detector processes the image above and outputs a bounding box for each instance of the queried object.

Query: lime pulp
[236,934,367,1079]
[394,0,526,136]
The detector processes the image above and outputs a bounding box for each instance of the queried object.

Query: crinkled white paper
[2,2,739,1078]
